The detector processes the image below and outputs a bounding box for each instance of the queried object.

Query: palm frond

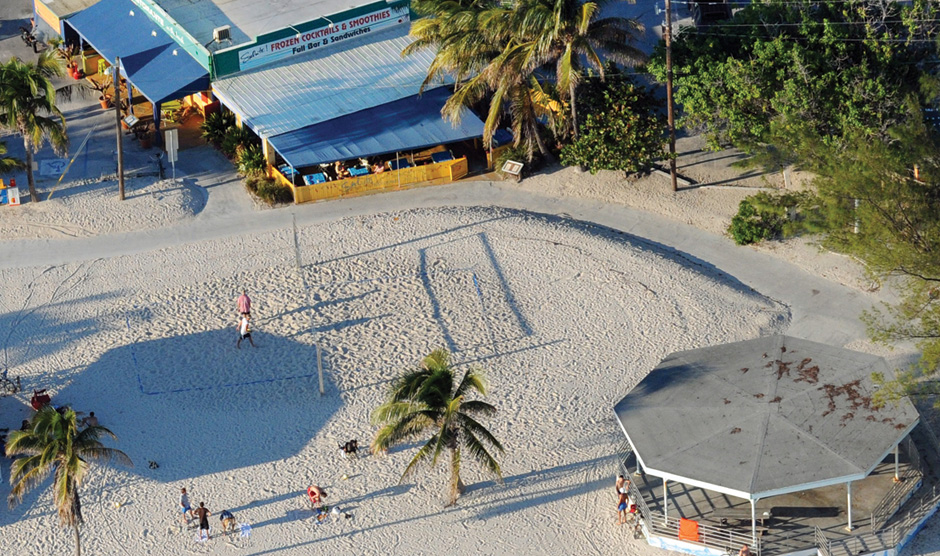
[462,429,503,480]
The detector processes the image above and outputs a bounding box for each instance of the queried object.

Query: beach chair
[30,389,51,410]
[388,158,413,171]
[348,166,370,177]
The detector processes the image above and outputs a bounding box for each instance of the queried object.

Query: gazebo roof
[614,336,920,500]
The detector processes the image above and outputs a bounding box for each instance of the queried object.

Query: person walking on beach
[236,315,255,349]
[194,502,211,540]
[179,488,194,524]
[237,290,251,317]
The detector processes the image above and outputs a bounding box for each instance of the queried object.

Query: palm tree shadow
[458,454,616,520]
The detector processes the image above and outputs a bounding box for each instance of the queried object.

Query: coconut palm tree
[0,141,24,174]
[371,348,504,506]
[515,0,646,139]
[0,51,69,203]
[6,406,132,556]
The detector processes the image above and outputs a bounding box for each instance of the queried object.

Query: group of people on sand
[614,475,752,556]
[179,487,236,540]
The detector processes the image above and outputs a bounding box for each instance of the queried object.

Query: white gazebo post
[750,498,757,545]
[894,443,901,482]
[663,479,669,525]
[846,481,854,531]
[635,456,644,477]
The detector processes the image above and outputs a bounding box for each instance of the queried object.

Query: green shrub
[237,145,265,176]
[728,191,819,245]
[221,126,258,158]
[200,111,236,146]
[245,176,293,205]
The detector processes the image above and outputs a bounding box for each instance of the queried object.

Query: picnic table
[709,508,773,527]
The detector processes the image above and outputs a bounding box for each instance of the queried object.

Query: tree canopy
[559,73,666,174]
[648,0,940,166]
[405,0,645,161]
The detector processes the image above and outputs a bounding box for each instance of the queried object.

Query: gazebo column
[663,479,669,524]
[846,481,854,531]
[750,498,757,545]
[894,443,901,482]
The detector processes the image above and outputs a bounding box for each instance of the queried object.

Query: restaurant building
[33,0,489,201]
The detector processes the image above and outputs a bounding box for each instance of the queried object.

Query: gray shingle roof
[614,336,919,499]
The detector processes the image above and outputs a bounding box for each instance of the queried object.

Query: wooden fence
[271,157,469,204]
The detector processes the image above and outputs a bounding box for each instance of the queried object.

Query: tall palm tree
[371,348,504,506]
[6,406,132,556]
[0,51,69,203]
[516,0,646,139]
[0,140,24,174]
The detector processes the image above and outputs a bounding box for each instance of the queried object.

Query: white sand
[0,135,922,555]
[0,177,203,239]
[0,205,792,555]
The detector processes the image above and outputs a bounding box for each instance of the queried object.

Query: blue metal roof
[67,0,208,104]
[268,87,484,169]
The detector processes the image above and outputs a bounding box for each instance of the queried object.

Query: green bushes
[222,126,258,158]
[245,175,293,205]
[237,145,265,177]
[728,191,820,245]
[200,111,236,146]
[495,144,536,180]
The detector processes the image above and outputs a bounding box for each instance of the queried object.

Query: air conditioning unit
[213,26,231,42]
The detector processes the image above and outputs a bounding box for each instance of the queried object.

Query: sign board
[6,187,20,206]
[128,0,212,70]
[501,160,524,176]
[237,6,410,71]
[39,158,68,176]
[123,115,140,128]
[165,129,179,163]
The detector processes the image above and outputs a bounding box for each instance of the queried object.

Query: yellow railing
[273,157,469,204]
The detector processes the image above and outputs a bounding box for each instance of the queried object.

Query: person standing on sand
[194,502,211,539]
[237,290,251,317]
[617,490,629,525]
[180,488,194,524]
[236,315,256,349]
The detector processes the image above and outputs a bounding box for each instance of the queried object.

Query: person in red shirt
[237,290,251,317]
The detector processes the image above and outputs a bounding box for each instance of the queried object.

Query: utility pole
[664,0,678,192]
[113,57,125,201]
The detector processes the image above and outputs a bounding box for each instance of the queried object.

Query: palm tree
[6,406,132,556]
[0,140,24,174]
[371,348,504,506]
[0,51,69,203]
[516,0,646,139]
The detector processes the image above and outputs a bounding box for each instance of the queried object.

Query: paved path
[0,170,887,351]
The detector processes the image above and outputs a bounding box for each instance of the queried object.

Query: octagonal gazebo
[614,335,920,545]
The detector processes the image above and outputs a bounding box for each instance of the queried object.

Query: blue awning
[66,0,208,104]
[267,87,485,169]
